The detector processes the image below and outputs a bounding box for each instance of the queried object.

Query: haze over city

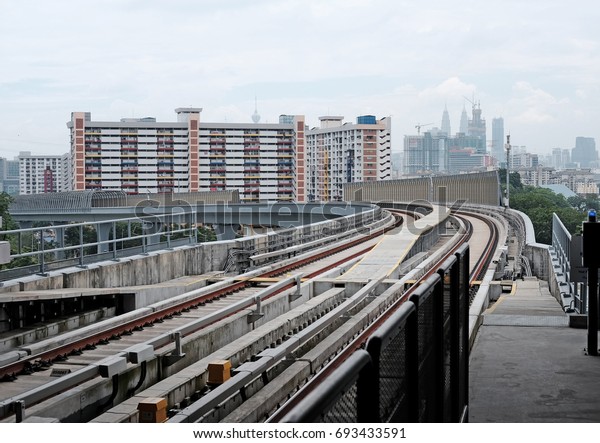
[1,0,598,158]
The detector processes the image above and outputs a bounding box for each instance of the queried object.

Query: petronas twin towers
[440,104,478,138]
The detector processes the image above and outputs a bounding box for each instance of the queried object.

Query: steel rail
[266,212,496,422]
[0,212,401,381]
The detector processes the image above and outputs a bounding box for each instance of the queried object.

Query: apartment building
[67,109,307,202]
[18,151,70,194]
[198,115,306,202]
[306,115,392,201]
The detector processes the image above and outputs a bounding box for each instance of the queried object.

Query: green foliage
[509,185,587,244]
[498,168,523,192]
[567,194,600,213]
[0,192,18,231]
[198,225,217,242]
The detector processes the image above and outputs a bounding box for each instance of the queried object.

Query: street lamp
[505,135,511,208]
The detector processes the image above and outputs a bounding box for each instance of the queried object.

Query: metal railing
[551,213,585,313]
[279,244,470,423]
[0,212,200,281]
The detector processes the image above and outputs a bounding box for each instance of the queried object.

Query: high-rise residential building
[491,117,504,164]
[18,151,70,194]
[571,137,598,168]
[68,109,307,202]
[441,105,451,136]
[306,115,391,201]
[198,114,306,202]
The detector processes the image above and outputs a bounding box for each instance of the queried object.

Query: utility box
[207,360,231,384]
[582,221,600,268]
[138,397,168,423]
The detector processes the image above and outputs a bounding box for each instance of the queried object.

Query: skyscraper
[571,137,598,168]
[491,117,504,164]
[459,105,468,135]
[441,105,451,136]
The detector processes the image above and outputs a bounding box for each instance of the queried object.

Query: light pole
[505,134,511,208]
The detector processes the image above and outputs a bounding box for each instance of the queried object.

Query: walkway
[469,277,600,423]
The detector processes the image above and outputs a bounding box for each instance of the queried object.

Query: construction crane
[415,122,433,135]
[463,94,480,112]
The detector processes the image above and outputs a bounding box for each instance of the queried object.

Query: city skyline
[1,1,599,158]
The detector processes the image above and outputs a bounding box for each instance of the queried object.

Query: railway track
[0,210,403,422]
[167,211,498,423]
[0,208,501,423]
[263,211,499,422]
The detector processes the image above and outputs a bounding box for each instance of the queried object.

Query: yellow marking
[385,235,419,278]
[484,283,516,314]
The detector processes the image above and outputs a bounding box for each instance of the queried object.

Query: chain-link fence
[280,244,470,423]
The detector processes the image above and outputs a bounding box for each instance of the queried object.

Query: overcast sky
[1,0,599,158]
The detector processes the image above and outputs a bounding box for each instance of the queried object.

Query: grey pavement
[469,277,600,423]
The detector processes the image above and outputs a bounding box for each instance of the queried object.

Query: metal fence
[551,213,585,313]
[0,212,200,281]
[279,244,470,423]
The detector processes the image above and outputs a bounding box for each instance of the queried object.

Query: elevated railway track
[0,206,503,423]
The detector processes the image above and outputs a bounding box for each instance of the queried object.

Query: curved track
[0,207,501,423]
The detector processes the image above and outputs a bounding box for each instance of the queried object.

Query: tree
[567,194,600,213]
[510,185,586,244]
[0,192,18,231]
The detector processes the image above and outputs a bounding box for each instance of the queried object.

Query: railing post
[582,210,600,356]
[363,336,382,422]
[433,272,444,422]
[406,299,419,422]
[356,354,378,423]
[38,228,46,276]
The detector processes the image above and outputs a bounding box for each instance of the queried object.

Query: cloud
[418,77,477,103]
[508,81,566,124]
[1,1,600,158]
